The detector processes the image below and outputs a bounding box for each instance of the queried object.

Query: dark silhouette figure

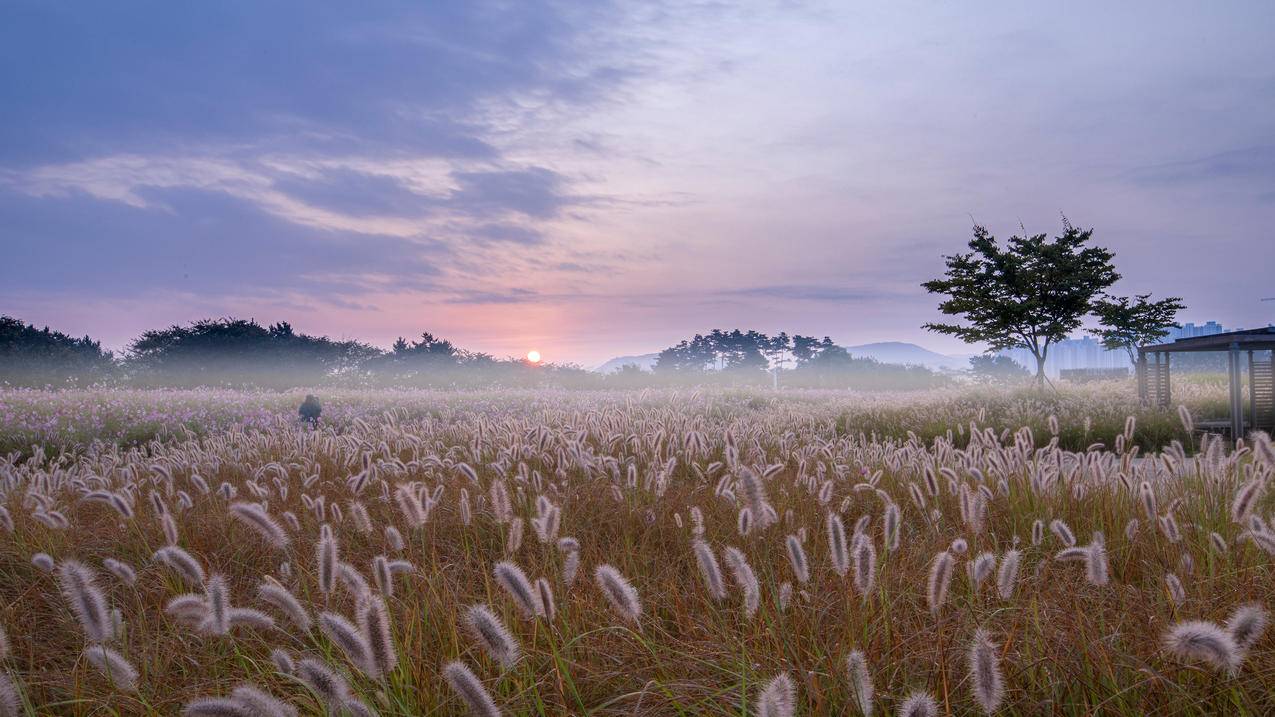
[298,394,322,427]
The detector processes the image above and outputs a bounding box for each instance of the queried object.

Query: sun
[526,349,542,363]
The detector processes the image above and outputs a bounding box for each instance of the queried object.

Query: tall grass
[0,386,1269,714]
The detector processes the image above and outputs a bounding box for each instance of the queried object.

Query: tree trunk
[1035,353,1048,386]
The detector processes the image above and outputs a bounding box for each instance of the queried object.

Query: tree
[654,330,770,377]
[719,330,769,375]
[654,336,711,374]
[790,335,833,364]
[922,220,1119,385]
[1091,293,1185,365]
[968,354,1030,384]
[395,332,457,360]
[127,317,379,387]
[0,316,116,386]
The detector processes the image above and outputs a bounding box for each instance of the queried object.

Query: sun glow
[526,350,541,363]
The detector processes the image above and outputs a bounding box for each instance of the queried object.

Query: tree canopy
[654,329,944,389]
[1092,293,1185,364]
[0,316,115,386]
[127,318,379,387]
[923,220,1120,383]
[968,354,1030,384]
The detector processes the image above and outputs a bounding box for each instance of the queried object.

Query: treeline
[1,316,591,389]
[653,329,946,390]
[0,316,116,386]
[1,316,951,390]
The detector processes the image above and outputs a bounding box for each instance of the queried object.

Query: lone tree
[922,220,1119,385]
[1092,293,1185,365]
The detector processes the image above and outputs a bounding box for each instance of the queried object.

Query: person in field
[298,394,322,427]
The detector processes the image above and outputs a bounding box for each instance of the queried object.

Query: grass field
[0,385,1271,715]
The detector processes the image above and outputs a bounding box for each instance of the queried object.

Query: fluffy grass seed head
[464,604,520,668]
[228,501,289,549]
[1163,620,1242,674]
[846,649,874,716]
[318,611,378,678]
[83,645,138,692]
[827,512,850,576]
[257,580,311,631]
[493,561,542,619]
[442,660,503,717]
[1226,603,1269,651]
[785,534,810,584]
[756,672,796,717]
[57,560,113,643]
[722,546,760,616]
[536,578,556,621]
[967,628,1004,714]
[594,564,642,623]
[927,551,954,615]
[692,539,727,600]
[357,596,398,677]
[897,691,938,717]
[996,549,1021,600]
[152,546,206,586]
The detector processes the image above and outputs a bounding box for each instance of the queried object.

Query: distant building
[1162,321,1226,341]
[998,321,1231,378]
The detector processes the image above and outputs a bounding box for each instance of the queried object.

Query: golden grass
[0,387,1271,715]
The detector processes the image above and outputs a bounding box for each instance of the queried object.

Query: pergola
[1138,327,1275,440]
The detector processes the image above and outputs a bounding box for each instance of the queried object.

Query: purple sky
[2,1,1273,366]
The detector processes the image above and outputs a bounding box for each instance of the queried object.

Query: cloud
[443,288,541,305]
[469,223,546,245]
[449,168,574,219]
[0,185,442,301]
[266,164,583,224]
[1124,146,1275,187]
[0,2,640,164]
[271,169,436,218]
[725,285,894,303]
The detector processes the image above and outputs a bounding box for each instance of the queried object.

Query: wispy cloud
[1124,146,1275,188]
[725,285,895,303]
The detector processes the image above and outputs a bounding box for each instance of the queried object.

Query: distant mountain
[842,342,971,370]
[593,353,659,374]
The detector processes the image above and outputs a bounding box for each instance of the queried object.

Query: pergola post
[1229,344,1243,441]
[1137,350,1148,404]
[1153,352,1163,406]
[1250,350,1257,433]
[1163,351,1171,407]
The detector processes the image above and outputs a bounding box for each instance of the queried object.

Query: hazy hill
[841,341,970,370]
[593,353,660,373]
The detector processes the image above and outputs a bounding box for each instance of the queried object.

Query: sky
[2,1,1273,367]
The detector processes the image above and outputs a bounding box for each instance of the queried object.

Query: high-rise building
[997,321,1230,377]
[1162,321,1226,341]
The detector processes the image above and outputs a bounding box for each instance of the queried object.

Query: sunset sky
[2,1,1273,366]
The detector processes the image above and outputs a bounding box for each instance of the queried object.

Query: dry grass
[0,387,1272,715]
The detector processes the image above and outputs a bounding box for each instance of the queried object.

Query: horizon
[3,2,1274,367]
[8,311,1257,374]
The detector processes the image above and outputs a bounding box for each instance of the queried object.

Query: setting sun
[526,349,541,363]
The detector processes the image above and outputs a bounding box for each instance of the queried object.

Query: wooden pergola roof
[1140,326,1275,354]
[1137,327,1275,442]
